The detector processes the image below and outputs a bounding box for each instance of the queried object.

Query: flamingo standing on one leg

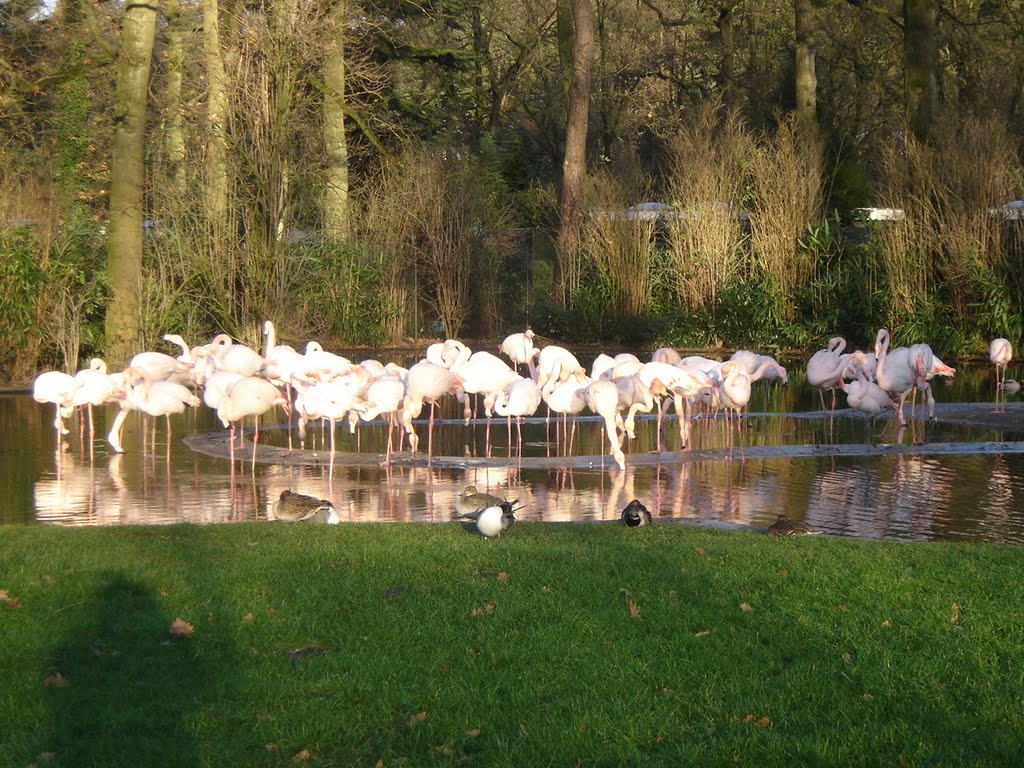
[990,338,1013,413]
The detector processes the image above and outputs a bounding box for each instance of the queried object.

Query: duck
[621,499,652,526]
[766,514,820,537]
[271,490,339,524]
[999,378,1021,396]
[456,485,506,517]
[461,500,518,539]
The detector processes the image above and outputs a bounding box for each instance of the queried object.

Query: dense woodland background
[2,0,1023,379]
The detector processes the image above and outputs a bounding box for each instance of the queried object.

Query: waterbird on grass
[766,514,820,537]
[456,485,505,517]
[621,499,652,526]
[461,499,518,539]
[271,490,339,524]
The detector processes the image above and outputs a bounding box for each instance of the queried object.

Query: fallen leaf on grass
[950,602,961,624]
[465,729,481,738]
[169,618,194,637]
[695,629,711,637]
[292,749,311,762]
[742,713,772,728]
[469,600,496,617]
[861,693,875,701]
[408,710,428,726]
[739,602,754,613]
[497,572,509,582]
[695,547,707,557]
[837,604,849,612]
[431,745,454,756]
[882,619,892,628]
[43,672,70,688]
[626,598,641,620]
[242,612,254,623]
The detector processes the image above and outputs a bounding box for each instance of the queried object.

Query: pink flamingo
[806,337,853,412]
[401,361,461,454]
[71,358,123,443]
[990,338,1013,413]
[215,375,289,472]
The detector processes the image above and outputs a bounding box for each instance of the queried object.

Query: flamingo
[535,345,587,394]
[840,362,900,434]
[33,370,78,441]
[872,329,916,425]
[584,379,626,470]
[215,375,289,471]
[358,374,407,464]
[806,337,853,412]
[651,347,682,366]
[493,377,542,455]
[71,358,123,443]
[108,366,201,454]
[401,361,460,453]
[990,338,1013,412]
[542,376,590,455]
[499,330,539,374]
[451,351,519,429]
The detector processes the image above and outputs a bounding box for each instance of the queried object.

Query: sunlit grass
[2,523,1022,766]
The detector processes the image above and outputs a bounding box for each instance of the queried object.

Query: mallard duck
[766,514,819,537]
[621,499,652,527]
[461,499,518,539]
[271,490,339,524]
[456,485,506,517]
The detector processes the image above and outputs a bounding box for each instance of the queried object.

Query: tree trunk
[163,0,187,201]
[105,0,159,365]
[556,0,574,108]
[719,2,735,103]
[203,0,229,225]
[556,0,596,302]
[322,0,350,241]
[794,0,817,126]
[904,0,937,143]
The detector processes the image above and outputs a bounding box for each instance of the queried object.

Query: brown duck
[767,514,820,537]
[271,490,339,524]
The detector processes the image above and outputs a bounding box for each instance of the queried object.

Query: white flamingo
[499,330,539,374]
[71,358,123,442]
[109,366,201,454]
[494,377,542,455]
[990,338,1013,413]
[33,370,78,441]
[401,361,461,453]
[584,379,626,470]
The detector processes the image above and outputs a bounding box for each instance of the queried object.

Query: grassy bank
[1,523,1022,767]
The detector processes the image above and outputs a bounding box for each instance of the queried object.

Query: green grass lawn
[2,522,1022,767]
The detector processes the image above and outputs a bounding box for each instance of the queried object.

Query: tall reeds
[746,115,825,306]
[578,168,657,317]
[664,102,752,313]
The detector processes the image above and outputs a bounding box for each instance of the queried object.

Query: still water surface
[5,361,1024,544]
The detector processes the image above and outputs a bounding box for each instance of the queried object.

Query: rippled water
[5,359,1024,544]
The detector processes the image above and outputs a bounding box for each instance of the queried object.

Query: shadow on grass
[41,572,209,766]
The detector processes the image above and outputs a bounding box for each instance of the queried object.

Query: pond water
[5,358,1024,544]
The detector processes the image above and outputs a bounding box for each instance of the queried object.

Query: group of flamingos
[31,323,1016,471]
